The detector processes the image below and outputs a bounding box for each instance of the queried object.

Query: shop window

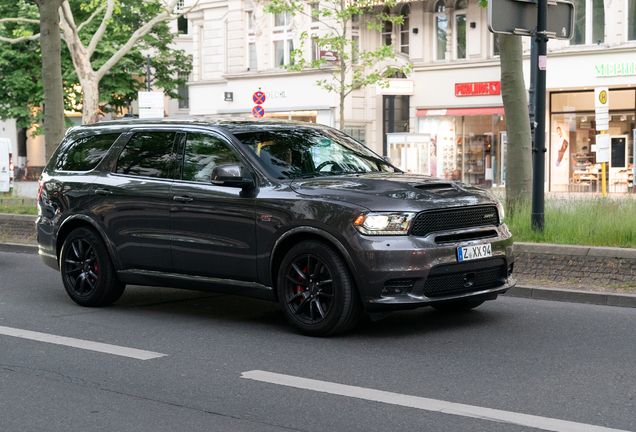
[381,7,392,46]
[400,4,410,55]
[550,89,635,193]
[344,125,367,144]
[273,12,294,66]
[454,0,467,60]
[629,0,636,40]
[434,0,447,61]
[570,0,605,45]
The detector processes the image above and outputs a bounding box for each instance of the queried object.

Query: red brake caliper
[296,266,308,301]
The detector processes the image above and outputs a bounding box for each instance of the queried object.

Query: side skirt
[117,269,276,302]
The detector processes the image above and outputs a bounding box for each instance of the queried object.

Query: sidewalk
[1,213,635,308]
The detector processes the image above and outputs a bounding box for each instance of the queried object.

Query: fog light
[382,279,416,296]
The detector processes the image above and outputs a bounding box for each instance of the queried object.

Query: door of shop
[382,95,410,156]
[609,135,629,192]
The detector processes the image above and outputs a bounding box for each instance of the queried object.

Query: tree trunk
[500,34,532,216]
[33,0,66,163]
[79,78,100,124]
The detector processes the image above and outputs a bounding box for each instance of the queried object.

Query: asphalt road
[1,250,635,432]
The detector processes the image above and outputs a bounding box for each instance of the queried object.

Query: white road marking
[0,325,166,360]
[241,370,629,432]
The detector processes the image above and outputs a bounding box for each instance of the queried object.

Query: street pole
[146,55,151,92]
[531,0,547,232]
[529,32,537,144]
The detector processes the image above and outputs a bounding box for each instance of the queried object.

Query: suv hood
[289,173,499,212]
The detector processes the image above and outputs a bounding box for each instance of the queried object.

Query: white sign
[139,108,164,119]
[595,134,610,163]
[377,79,414,95]
[594,87,609,131]
[138,91,164,108]
[597,147,610,163]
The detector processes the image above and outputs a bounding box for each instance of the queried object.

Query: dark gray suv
[37,118,515,336]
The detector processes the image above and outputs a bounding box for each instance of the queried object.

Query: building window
[247,12,256,71]
[381,7,392,46]
[454,0,467,59]
[273,12,294,66]
[312,37,319,62]
[492,33,500,57]
[629,0,636,40]
[352,34,360,63]
[434,0,447,60]
[400,4,410,55]
[571,0,605,45]
[178,73,189,109]
[177,0,187,34]
[311,3,319,22]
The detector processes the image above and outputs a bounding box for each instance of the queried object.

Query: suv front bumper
[346,224,515,312]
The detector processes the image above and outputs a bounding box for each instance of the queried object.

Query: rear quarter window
[55,134,121,172]
[115,132,176,179]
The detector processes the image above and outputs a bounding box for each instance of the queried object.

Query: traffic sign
[253,91,266,105]
[252,106,265,118]
[487,0,574,40]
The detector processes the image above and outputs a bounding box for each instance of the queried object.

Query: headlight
[496,201,505,223]
[353,212,415,235]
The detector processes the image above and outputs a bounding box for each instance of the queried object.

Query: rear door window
[116,132,177,179]
[55,134,120,172]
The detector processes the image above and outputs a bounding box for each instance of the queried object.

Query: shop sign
[455,81,501,97]
[377,79,414,95]
[594,62,636,77]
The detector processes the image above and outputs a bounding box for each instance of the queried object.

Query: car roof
[70,116,331,135]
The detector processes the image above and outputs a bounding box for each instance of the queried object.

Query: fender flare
[270,226,362,293]
[57,214,122,270]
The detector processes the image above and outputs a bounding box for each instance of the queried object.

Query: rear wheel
[277,240,362,336]
[431,299,485,313]
[60,227,125,307]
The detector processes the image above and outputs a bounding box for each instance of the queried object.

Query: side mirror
[211,164,254,189]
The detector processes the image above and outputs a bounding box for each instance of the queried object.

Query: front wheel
[277,240,362,336]
[60,227,125,307]
[431,299,485,313]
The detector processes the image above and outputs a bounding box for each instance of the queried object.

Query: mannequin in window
[556,126,569,166]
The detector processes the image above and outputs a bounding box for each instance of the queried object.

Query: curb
[0,242,38,255]
[514,242,636,259]
[504,285,636,308]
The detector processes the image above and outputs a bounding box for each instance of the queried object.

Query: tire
[277,240,362,336]
[60,227,125,307]
[431,299,485,313]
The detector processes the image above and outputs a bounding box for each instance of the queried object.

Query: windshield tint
[234,128,397,179]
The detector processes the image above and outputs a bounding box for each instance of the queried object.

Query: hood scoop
[413,183,462,197]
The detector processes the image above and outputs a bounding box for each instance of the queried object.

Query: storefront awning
[416,107,505,116]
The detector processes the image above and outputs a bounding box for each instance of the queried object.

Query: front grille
[423,265,505,297]
[410,206,499,237]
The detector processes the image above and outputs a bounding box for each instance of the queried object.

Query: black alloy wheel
[63,237,99,297]
[60,227,125,307]
[278,240,362,336]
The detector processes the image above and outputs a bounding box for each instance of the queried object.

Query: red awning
[416,107,505,117]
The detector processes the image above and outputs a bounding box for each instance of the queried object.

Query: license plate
[458,244,492,262]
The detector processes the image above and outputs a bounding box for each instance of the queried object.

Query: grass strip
[506,196,636,248]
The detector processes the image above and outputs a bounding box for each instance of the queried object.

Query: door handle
[94,188,112,195]
[173,196,194,203]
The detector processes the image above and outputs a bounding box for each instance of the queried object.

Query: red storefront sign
[455,81,501,97]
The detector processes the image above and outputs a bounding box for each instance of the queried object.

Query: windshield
[234,128,398,179]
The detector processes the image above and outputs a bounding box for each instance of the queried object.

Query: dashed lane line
[241,370,629,432]
[0,325,166,360]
